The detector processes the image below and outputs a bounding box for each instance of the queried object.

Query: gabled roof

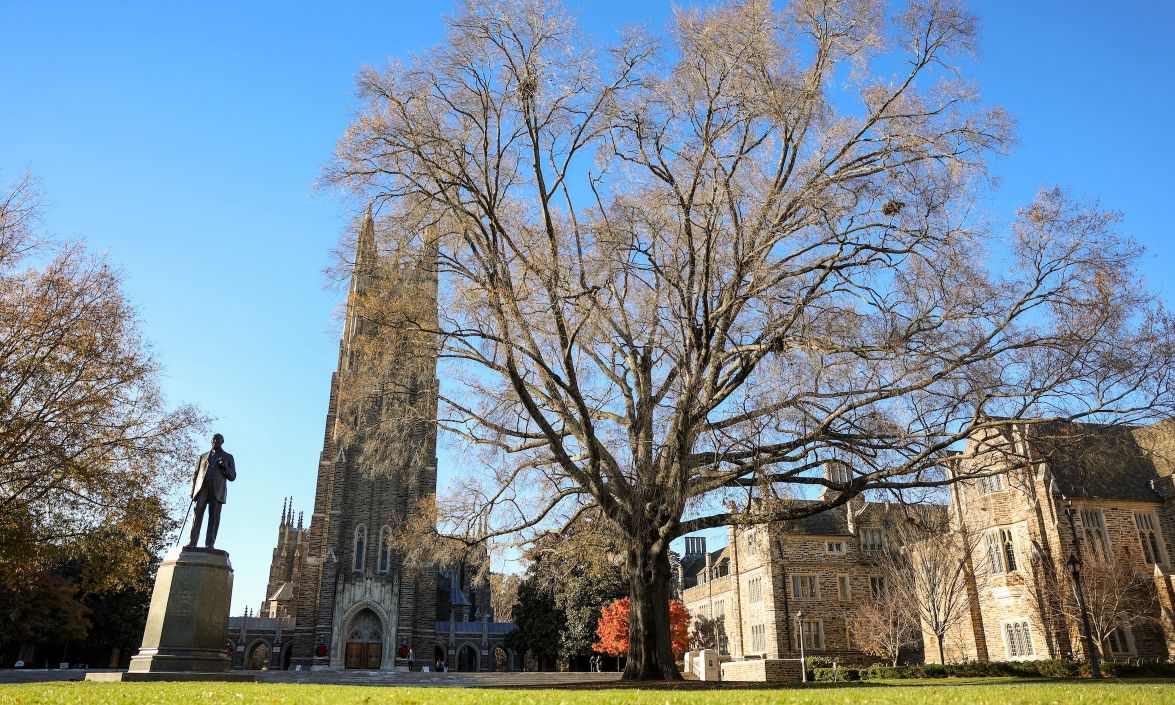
[776,504,853,536]
[1027,421,1167,502]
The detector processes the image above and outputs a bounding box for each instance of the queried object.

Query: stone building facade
[680,469,923,666]
[261,497,308,620]
[237,210,513,671]
[931,420,1175,663]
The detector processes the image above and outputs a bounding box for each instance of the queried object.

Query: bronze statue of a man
[187,433,237,549]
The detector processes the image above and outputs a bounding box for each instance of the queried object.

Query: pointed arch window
[353,524,367,572]
[378,526,392,573]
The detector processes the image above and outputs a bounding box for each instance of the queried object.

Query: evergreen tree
[503,579,561,669]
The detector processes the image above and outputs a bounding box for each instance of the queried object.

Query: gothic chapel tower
[290,208,440,670]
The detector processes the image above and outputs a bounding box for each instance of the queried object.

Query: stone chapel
[248,209,504,671]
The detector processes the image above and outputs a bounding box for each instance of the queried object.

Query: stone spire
[355,203,377,276]
[341,204,378,368]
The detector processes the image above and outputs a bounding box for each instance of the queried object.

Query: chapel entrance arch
[457,643,479,671]
[246,641,270,670]
[343,608,384,669]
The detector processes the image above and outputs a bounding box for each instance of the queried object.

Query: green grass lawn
[2,681,1173,705]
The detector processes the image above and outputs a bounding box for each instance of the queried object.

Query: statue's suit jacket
[191,450,237,503]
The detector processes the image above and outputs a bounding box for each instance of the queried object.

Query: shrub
[813,667,861,682]
[855,658,1173,681]
[1099,660,1175,678]
[943,661,979,677]
[1031,659,1083,678]
[920,663,948,678]
[862,664,906,680]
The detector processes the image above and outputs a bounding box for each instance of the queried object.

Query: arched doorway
[344,609,384,669]
[492,644,509,672]
[280,642,293,670]
[433,644,446,671]
[456,643,479,672]
[246,641,270,670]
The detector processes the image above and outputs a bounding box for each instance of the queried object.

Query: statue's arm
[223,454,237,482]
[191,456,202,497]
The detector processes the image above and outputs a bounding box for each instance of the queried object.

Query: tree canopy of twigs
[873,511,982,665]
[326,0,1175,679]
[1025,552,1160,659]
[848,578,923,666]
[0,172,205,590]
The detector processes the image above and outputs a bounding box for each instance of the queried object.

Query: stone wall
[682,509,914,666]
[946,423,1174,663]
[719,658,802,683]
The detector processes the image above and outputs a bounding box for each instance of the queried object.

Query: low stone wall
[684,649,728,681]
[719,658,802,683]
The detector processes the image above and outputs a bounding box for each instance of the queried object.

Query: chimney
[819,460,851,502]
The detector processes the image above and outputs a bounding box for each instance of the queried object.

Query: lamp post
[795,609,807,683]
[1065,552,1103,679]
[1062,499,1103,679]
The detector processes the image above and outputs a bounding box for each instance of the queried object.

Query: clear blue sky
[3,1,1173,614]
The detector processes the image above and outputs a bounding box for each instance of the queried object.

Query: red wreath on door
[315,643,327,657]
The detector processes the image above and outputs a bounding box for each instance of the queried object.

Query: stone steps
[0,668,623,688]
[255,670,623,688]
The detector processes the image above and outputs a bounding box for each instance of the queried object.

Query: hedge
[812,667,861,682]
[843,659,1175,680]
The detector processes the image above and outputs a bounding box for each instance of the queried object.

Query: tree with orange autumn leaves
[594,597,690,658]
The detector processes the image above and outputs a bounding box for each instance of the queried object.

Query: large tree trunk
[936,634,945,665]
[623,540,681,680]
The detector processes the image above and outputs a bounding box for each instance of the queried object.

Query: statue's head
[212,433,224,450]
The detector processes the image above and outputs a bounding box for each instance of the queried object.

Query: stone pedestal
[128,546,234,673]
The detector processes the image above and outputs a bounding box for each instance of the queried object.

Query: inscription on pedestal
[128,546,234,674]
[170,589,195,618]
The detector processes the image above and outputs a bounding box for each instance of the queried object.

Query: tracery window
[1136,512,1167,565]
[353,524,367,572]
[378,526,392,573]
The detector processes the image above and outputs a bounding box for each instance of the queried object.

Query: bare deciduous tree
[872,512,985,665]
[689,613,727,654]
[1066,557,1160,658]
[849,582,922,666]
[326,0,1175,679]
[1027,552,1159,659]
[490,572,522,622]
[0,173,205,589]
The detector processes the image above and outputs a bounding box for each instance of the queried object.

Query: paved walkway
[0,668,623,688]
[0,669,107,684]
